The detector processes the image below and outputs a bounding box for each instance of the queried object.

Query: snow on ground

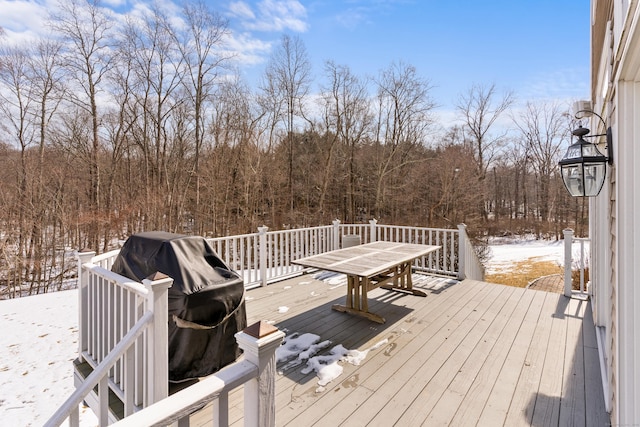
[0,237,587,426]
[0,289,98,426]
[486,236,588,275]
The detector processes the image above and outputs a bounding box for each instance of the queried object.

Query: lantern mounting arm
[574,109,613,165]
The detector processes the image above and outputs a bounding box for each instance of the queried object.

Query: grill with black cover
[111,231,247,382]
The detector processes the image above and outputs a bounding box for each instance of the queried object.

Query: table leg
[332,275,386,323]
[380,262,427,297]
[361,277,369,312]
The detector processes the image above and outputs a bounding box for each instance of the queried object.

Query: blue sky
[221,0,591,112]
[0,0,590,121]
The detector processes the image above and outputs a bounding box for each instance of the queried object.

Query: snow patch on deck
[276,330,388,389]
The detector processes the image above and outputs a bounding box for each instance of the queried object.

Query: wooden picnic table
[293,241,440,323]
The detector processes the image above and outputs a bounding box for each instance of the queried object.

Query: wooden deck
[190,273,610,426]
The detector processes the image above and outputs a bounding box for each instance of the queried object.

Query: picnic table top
[293,241,440,277]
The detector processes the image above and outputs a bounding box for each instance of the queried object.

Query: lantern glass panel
[581,143,606,157]
[561,164,585,196]
[583,162,606,196]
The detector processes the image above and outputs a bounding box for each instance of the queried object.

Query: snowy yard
[485,236,569,275]
[0,237,582,426]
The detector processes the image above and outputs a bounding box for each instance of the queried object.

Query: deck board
[444,287,532,426]
[560,298,587,426]
[501,291,554,426]
[531,293,570,425]
[475,289,547,425]
[188,274,609,426]
[582,301,609,427]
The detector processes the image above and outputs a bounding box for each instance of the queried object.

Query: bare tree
[0,43,35,296]
[120,4,185,230]
[49,0,114,249]
[0,36,65,296]
[28,40,65,289]
[176,1,229,234]
[206,75,269,233]
[319,61,372,221]
[372,61,435,218]
[456,83,514,220]
[514,101,568,228]
[261,34,312,216]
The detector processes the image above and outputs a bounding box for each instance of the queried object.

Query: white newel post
[77,249,96,362]
[235,322,285,427]
[457,224,467,280]
[369,219,378,243]
[142,273,173,406]
[258,226,269,287]
[332,219,341,250]
[563,228,574,297]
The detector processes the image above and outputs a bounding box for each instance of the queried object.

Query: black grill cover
[111,231,247,382]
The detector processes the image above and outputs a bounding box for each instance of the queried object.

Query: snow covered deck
[186,273,609,426]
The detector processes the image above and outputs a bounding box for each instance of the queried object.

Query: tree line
[0,0,586,298]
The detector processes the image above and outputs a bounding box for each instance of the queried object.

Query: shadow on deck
[189,273,609,426]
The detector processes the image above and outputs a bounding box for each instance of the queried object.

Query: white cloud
[228,1,256,20]
[222,30,273,66]
[433,108,460,130]
[331,0,409,31]
[520,67,589,102]
[102,0,127,8]
[334,7,370,30]
[0,0,47,30]
[230,0,308,33]
[0,0,51,42]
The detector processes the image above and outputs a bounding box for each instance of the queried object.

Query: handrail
[112,360,258,426]
[112,325,285,427]
[82,263,150,296]
[45,311,154,427]
[89,249,121,264]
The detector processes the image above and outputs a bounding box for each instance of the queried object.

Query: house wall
[614,79,640,425]
[591,0,640,424]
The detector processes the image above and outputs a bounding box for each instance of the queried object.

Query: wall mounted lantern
[558,108,613,197]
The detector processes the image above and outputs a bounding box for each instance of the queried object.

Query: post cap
[145,272,169,281]
[243,321,279,338]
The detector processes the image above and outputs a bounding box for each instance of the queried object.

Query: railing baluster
[280,233,285,275]
[134,302,141,408]
[253,234,259,284]
[215,390,229,426]
[580,239,585,293]
[124,344,135,416]
[98,376,108,425]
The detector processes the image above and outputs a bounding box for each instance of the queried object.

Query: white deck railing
[209,220,483,288]
[457,224,486,281]
[46,250,173,426]
[51,222,484,426]
[112,323,285,427]
[46,311,153,427]
[563,228,591,297]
